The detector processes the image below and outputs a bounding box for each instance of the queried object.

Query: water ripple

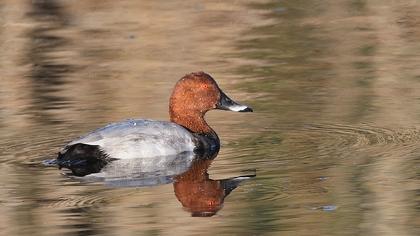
[41,191,109,209]
[301,123,420,147]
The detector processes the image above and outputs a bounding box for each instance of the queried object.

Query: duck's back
[63,119,197,159]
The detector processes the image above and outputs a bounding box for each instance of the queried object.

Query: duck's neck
[170,110,213,134]
[170,109,220,157]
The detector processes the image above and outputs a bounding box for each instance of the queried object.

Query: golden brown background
[0,0,419,235]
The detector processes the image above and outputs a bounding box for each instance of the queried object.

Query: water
[1,0,419,235]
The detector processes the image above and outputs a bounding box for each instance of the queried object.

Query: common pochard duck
[57,72,252,176]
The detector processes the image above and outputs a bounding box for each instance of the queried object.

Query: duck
[57,72,253,176]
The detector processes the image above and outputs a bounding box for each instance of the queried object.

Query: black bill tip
[217,91,253,112]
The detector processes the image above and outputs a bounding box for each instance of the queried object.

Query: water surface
[0,0,419,235]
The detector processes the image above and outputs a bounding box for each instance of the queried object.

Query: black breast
[192,132,220,159]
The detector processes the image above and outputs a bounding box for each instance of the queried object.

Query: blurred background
[0,0,419,235]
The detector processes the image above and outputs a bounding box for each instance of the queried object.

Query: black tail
[57,143,115,176]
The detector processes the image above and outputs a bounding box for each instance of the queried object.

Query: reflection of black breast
[192,132,220,159]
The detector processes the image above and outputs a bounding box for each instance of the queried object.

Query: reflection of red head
[173,159,255,217]
[173,160,224,217]
[174,178,224,217]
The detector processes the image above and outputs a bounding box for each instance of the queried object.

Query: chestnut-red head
[169,72,252,133]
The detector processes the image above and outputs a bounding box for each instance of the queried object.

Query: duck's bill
[217,91,253,112]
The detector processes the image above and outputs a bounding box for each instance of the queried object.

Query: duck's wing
[62,119,197,159]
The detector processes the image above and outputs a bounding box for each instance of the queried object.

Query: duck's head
[169,72,252,130]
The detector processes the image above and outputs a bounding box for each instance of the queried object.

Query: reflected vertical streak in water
[24,0,73,125]
[0,3,3,129]
[3,1,86,236]
[356,2,420,235]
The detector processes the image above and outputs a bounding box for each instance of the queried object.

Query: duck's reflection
[57,152,255,217]
[174,159,254,217]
